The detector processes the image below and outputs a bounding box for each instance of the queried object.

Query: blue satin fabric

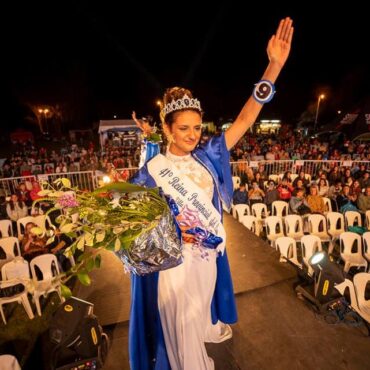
[144,140,161,164]
[185,227,222,249]
[129,134,237,370]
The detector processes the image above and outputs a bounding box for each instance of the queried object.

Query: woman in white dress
[129,17,293,370]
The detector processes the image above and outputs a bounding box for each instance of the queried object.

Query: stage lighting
[309,251,345,303]
[44,297,109,370]
[295,251,345,312]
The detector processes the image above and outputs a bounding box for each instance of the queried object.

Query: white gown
[158,151,227,370]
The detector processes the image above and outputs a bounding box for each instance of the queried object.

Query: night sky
[1,1,369,133]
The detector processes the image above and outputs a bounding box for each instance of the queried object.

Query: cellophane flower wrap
[33,178,182,296]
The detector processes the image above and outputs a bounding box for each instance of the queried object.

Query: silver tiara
[161,94,202,116]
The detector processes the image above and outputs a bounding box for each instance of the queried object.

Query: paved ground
[17,213,370,369]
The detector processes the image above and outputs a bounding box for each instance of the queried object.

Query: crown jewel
[161,94,202,116]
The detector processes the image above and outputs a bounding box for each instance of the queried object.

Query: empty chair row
[0,254,64,324]
[276,232,370,275]
[232,198,336,221]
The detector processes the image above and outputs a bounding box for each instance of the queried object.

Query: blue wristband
[252,80,275,104]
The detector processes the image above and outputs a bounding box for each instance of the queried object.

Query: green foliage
[32,178,168,288]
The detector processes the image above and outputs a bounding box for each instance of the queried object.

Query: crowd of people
[0,136,141,179]
[233,163,370,217]
[230,131,370,163]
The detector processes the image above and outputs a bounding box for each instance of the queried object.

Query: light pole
[314,94,325,131]
[38,108,49,133]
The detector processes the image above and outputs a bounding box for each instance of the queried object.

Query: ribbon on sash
[139,139,161,169]
[147,154,226,254]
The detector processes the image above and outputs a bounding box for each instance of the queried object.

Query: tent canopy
[98,120,139,133]
[318,96,370,140]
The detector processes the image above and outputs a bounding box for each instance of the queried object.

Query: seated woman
[289,188,310,215]
[318,178,329,197]
[21,222,48,262]
[306,185,326,214]
[248,180,265,206]
[336,184,358,213]
[6,194,28,235]
[277,177,294,202]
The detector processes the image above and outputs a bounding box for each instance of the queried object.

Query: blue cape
[129,134,237,370]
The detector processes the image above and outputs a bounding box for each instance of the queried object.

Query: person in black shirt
[233,182,249,205]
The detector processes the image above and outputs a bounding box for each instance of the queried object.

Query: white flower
[109,198,121,209]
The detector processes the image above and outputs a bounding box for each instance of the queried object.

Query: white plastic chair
[0,355,21,370]
[33,215,52,231]
[340,232,367,273]
[16,216,36,239]
[252,203,268,233]
[265,216,285,248]
[30,254,64,316]
[271,200,289,218]
[354,273,370,320]
[345,211,362,229]
[0,220,13,238]
[251,203,268,220]
[307,214,333,253]
[284,215,304,241]
[326,212,345,242]
[290,174,299,183]
[0,258,34,324]
[363,232,370,270]
[301,235,323,276]
[232,176,241,190]
[305,174,312,183]
[240,215,259,236]
[322,197,332,213]
[234,204,250,221]
[0,237,21,271]
[268,174,279,184]
[275,236,300,265]
[366,210,370,230]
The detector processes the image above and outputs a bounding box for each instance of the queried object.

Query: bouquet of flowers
[33,178,182,297]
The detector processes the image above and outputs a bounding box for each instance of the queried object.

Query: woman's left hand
[267,17,294,68]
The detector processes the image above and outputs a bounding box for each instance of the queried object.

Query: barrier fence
[1,160,370,196]
[230,160,370,179]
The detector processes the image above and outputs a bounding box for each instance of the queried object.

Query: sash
[147,154,226,253]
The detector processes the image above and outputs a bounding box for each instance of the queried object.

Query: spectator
[336,185,358,212]
[264,181,279,212]
[232,182,249,205]
[359,171,370,189]
[289,188,310,215]
[318,178,329,197]
[277,178,293,201]
[253,172,265,190]
[357,186,370,213]
[0,192,7,219]
[248,181,265,206]
[328,166,341,184]
[306,185,326,214]
[350,180,362,198]
[293,171,309,188]
[6,194,28,234]
[21,222,48,262]
[16,182,31,207]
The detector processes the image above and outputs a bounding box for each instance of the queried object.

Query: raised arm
[132,111,153,137]
[225,17,294,150]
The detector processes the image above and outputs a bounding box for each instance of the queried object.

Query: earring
[167,133,176,144]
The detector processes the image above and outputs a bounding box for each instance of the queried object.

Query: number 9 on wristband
[252,80,275,104]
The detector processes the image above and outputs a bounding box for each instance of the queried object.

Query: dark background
[1,1,369,133]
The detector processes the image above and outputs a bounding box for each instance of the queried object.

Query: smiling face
[165,110,202,156]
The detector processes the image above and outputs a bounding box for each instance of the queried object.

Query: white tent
[98,119,140,147]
